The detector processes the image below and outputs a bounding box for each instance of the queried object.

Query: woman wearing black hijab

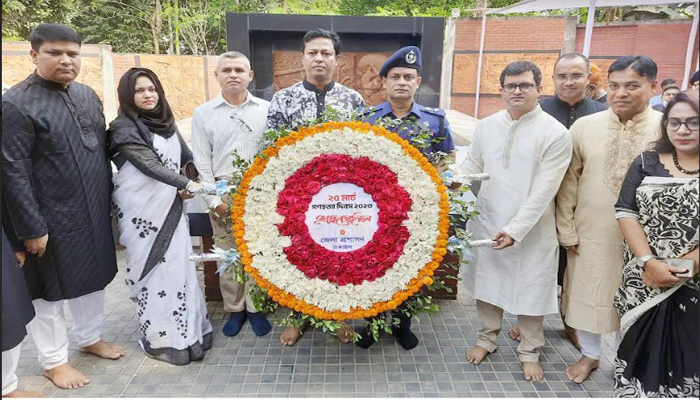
[109,68,212,365]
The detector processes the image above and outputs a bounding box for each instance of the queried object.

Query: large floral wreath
[230,121,450,321]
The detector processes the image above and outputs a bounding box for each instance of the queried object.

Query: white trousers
[27,291,104,370]
[578,329,622,361]
[1,344,21,395]
[578,330,602,360]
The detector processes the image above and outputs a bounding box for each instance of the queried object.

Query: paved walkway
[16,250,617,398]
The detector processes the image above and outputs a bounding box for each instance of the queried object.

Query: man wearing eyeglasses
[191,51,272,339]
[556,55,662,384]
[512,53,608,352]
[540,53,607,129]
[457,61,572,382]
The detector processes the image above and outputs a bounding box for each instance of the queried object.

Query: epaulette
[420,106,446,117]
[358,106,378,116]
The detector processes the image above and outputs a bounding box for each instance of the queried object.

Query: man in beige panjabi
[556,55,662,384]
[191,51,272,337]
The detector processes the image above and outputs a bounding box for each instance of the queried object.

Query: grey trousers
[209,211,257,314]
[475,300,544,363]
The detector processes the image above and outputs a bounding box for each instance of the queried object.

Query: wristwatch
[636,254,656,269]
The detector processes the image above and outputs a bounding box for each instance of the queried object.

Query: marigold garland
[231,121,450,321]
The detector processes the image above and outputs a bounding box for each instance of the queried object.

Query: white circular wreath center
[305,183,379,252]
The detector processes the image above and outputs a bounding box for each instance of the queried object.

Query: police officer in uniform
[362,46,456,166]
[356,47,456,351]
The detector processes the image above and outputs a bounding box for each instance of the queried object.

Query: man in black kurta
[540,53,608,129]
[1,23,123,390]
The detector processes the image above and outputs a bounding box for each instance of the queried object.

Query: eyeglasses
[502,83,536,93]
[554,74,586,82]
[230,114,253,135]
[665,117,700,132]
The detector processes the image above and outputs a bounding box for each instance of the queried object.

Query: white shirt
[191,91,269,205]
[457,106,572,315]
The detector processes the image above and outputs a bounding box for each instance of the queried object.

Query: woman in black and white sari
[109,68,212,365]
[613,91,699,397]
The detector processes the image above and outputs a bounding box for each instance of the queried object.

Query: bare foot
[509,325,521,341]
[43,364,90,389]
[465,345,491,365]
[3,389,44,398]
[565,356,600,383]
[280,326,303,346]
[79,340,125,360]
[564,323,581,351]
[522,361,544,382]
[337,323,355,344]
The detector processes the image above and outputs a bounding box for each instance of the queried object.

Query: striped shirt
[191,91,269,205]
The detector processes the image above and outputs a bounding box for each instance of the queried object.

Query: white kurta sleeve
[555,124,584,247]
[190,109,216,207]
[455,122,484,176]
[501,129,573,242]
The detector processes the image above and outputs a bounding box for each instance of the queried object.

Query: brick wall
[575,20,700,88]
[451,17,571,119]
[454,17,568,52]
[450,17,699,119]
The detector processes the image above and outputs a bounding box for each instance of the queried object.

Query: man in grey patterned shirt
[269,29,365,347]
[266,28,366,131]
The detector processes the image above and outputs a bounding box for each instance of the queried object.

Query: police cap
[379,46,422,78]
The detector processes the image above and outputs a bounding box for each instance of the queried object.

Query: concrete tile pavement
[15,249,617,397]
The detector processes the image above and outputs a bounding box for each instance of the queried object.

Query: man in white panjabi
[457,61,572,382]
[191,51,272,338]
[556,55,662,384]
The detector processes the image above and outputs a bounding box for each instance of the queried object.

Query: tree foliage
[2,0,695,55]
[2,0,81,41]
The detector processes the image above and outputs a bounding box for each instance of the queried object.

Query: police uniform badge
[405,50,417,65]
[380,46,422,77]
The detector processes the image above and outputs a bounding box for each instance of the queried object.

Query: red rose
[375,250,390,262]
[316,256,331,269]
[304,267,318,278]
[305,181,322,194]
[291,235,306,246]
[365,256,379,268]
[363,269,377,282]
[329,264,342,277]
[297,247,311,259]
[336,275,350,286]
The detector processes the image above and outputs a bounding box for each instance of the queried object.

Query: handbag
[180,161,199,181]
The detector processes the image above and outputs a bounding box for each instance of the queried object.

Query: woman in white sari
[108,68,212,365]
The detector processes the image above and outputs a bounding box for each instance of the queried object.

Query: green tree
[267,0,340,15]
[2,0,81,41]
[3,0,694,55]
[338,0,476,17]
[74,0,159,53]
